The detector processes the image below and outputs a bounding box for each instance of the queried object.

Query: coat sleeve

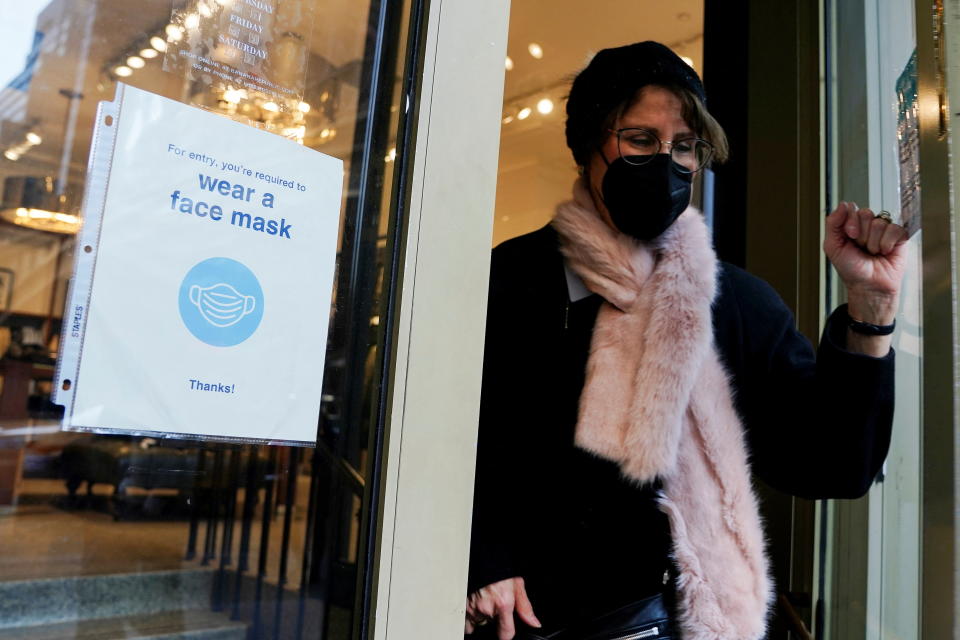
[724,268,895,499]
[466,250,528,594]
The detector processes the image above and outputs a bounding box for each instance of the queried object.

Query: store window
[0,0,417,638]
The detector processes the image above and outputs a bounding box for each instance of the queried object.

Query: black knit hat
[565,41,706,166]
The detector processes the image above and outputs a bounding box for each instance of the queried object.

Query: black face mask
[600,154,693,241]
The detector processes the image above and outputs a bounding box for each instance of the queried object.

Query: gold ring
[875,210,893,223]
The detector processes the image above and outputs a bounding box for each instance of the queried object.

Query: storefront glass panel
[0,0,417,637]
[819,0,958,636]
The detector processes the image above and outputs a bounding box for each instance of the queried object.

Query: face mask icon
[189,282,257,328]
[180,258,263,347]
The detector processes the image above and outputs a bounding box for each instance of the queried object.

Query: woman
[465,42,906,640]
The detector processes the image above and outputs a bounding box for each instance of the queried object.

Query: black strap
[844,304,896,336]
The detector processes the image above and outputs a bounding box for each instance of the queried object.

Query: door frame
[366,1,512,639]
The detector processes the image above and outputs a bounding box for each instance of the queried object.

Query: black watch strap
[845,305,896,336]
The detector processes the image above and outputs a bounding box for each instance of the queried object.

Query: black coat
[468,225,894,631]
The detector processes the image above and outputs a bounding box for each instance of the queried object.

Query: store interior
[493,0,703,246]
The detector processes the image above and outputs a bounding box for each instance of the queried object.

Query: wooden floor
[0,478,310,586]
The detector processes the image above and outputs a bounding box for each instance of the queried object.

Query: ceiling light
[320,91,330,102]
[140,48,159,59]
[680,56,695,69]
[297,101,311,113]
[198,1,213,17]
[505,56,514,70]
[262,101,279,113]
[127,56,145,69]
[114,65,133,77]
[25,132,42,145]
[319,128,331,139]
[502,115,514,124]
[536,98,553,115]
[527,43,543,59]
[4,150,20,161]
[184,14,201,30]
[150,36,168,52]
[166,24,184,41]
[517,107,532,120]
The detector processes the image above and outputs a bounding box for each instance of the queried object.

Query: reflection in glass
[0,0,415,637]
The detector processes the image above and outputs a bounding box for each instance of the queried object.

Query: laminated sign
[54,84,343,445]
[896,50,921,237]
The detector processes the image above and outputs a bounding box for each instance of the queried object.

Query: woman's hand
[823,202,909,356]
[465,577,542,640]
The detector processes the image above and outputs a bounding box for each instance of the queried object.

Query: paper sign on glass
[54,84,343,446]
[896,50,921,237]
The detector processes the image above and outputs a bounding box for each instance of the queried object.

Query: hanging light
[536,98,554,115]
[680,56,695,69]
[297,101,311,113]
[25,132,42,145]
[0,177,81,234]
[184,14,201,30]
[150,36,168,52]
[165,24,184,41]
[517,107,532,120]
[283,125,306,141]
[262,101,280,113]
[3,208,80,233]
[505,56,514,71]
[114,65,133,77]
[527,43,543,59]
[140,48,159,59]
[222,88,246,104]
[127,56,145,69]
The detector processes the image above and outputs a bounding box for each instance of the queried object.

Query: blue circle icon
[178,257,264,347]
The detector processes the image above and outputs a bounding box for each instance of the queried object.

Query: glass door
[0,0,421,637]
[820,0,958,636]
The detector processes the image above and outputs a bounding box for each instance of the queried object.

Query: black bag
[514,592,674,640]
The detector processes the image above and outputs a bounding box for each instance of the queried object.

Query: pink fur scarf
[552,180,773,640]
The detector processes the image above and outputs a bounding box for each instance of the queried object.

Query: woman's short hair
[565,41,729,168]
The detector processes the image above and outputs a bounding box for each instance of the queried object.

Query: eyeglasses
[608,128,714,174]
